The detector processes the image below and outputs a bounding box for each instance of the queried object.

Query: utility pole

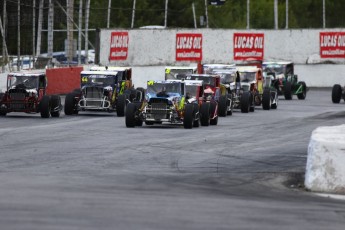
[285,0,288,29]
[131,0,136,28]
[78,0,83,65]
[164,0,168,28]
[2,0,7,72]
[323,0,326,28]
[33,0,36,60]
[274,0,278,29]
[47,0,54,63]
[85,0,90,64]
[36,0,44,57]
[246,0,250,29]
[192,2,197,29]
[67,0,75,63]
[204,0,209,28]
[17,0,21,71]
[107,0,111,28]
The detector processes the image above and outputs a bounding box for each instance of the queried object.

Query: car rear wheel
[116,94,127,117]
[183,104,194,129]
[284,81,293,100]
[241,92,250,113]
[332,84,342,103]
[125,103,137,128]
[40,95,51,118]
[297,81,307,100]
[64,92,77,115]
[218,95,227,117]
[50,95,61,117]
[262,89,271,110]
[200,103,210,126]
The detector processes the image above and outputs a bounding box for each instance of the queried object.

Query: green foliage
[2,0,345,55]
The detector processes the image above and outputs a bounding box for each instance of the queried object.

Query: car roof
[8,70,45,77]
[89,66,131,71]
[81,70,119,76]
[165,66,197,70]
[236,66,261,73]
[263,61,293,65]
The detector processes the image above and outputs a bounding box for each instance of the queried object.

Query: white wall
[100,28,345,66]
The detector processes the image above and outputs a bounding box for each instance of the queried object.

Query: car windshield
[165,68,195,79]
[180,75,216,87]
[220,73,235,84]
[8,75,39,89]
[81,74,114,86]
[263,64,284,75]
[185,85,198,98]
[147,82,182,95]
[239,72,256,82]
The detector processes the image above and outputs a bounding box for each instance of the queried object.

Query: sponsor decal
[233,33,264,60]
[176,33,202,61]
[109,31,129,61]
[320,32,345,58]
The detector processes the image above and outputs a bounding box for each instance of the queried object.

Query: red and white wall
[99,28,345,66]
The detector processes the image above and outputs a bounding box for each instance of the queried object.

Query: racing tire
[116,94,127,117]
[297,81,307,100]
[227,95,233,116]
[332,84,342,103]
[125,103,137,128]
[50,95,61,117]
[284,81,293,100]
[193,103,200,127]
[64,92,77,115]
[209,102,218,125]
[40,95,51,118]
[262,89,271,110]
[249,93,255,112]
[200,103,210,126]
[218,95,227,117]
[183,104,194,129]
[135,87,146,102]
[240,92,250,113]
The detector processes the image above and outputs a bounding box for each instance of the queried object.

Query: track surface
[1,88,345,230]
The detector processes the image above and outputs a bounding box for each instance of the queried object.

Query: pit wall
[99,28,345,66]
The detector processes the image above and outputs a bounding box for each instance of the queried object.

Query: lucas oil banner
[176,33,202,61]
[320,32,345,58]
[233,33,264,61]
[109,31,129,61]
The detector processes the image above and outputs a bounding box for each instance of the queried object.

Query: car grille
[10,92,26,100]
[150,103,169,120]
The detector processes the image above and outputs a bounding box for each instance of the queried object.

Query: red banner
[176,33,202,61]
[320,32,345,58]
[233,33,264,61]
[109,31,129,61]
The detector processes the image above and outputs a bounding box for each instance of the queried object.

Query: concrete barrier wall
[305,125,345,194]
[100,28,345,66]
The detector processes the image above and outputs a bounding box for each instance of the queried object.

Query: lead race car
[64,66,144,116]
[0,71,62,118]
[125,79,215,128]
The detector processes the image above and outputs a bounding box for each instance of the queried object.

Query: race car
[0,71,62,118]
[236,66,278,111]
[173,73,224,118]
[64,66,144,116]
[125,80,213,128]
[165,66,198,80]
[262,61,307,100]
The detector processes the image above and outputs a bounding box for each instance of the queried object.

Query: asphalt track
[0,88,345,230]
